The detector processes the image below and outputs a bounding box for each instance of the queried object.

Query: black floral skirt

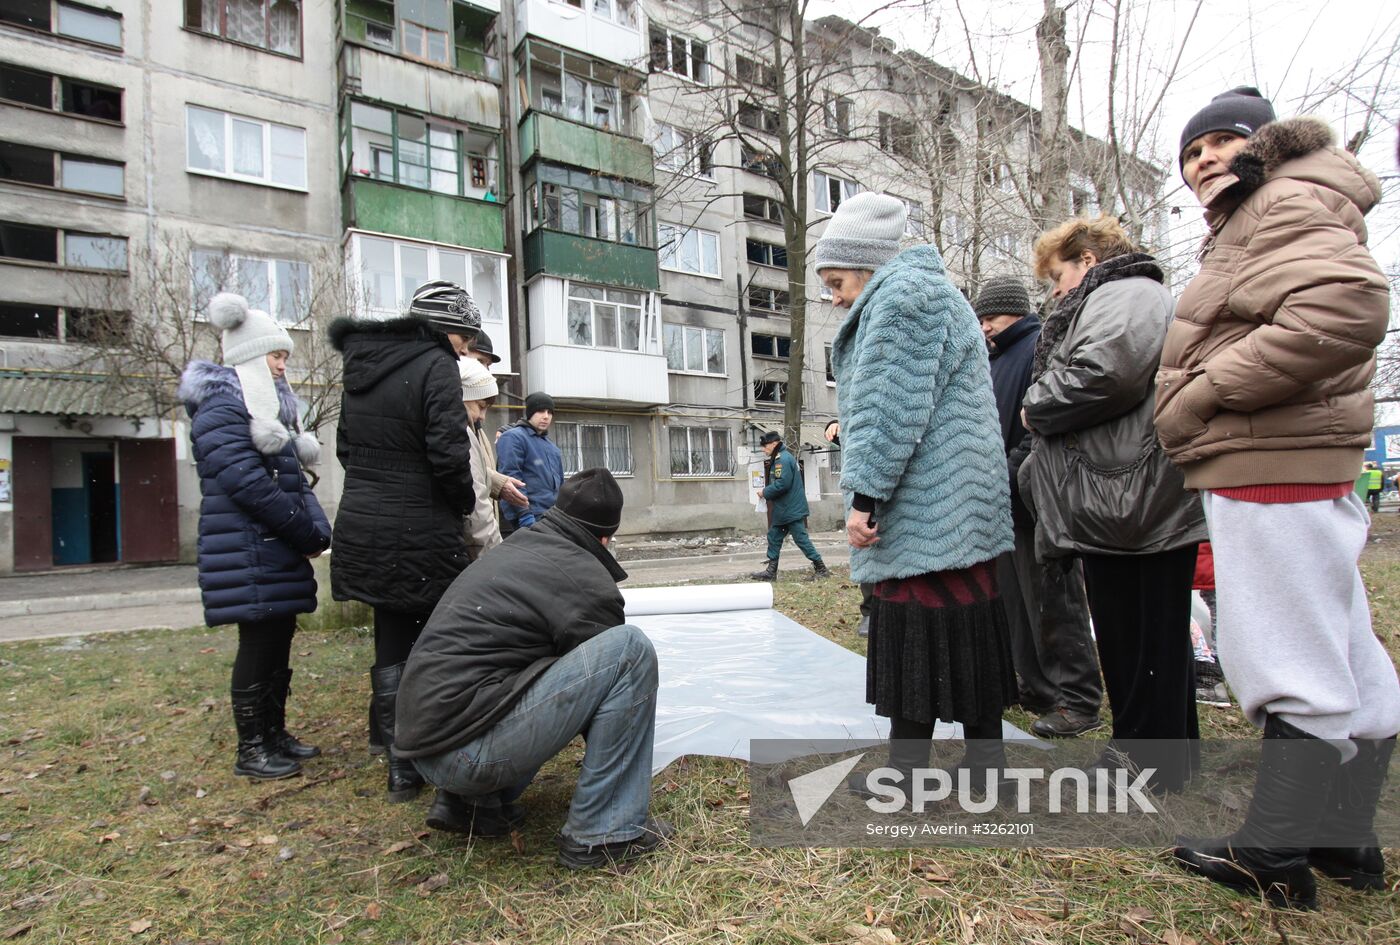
[866,559,1015,725]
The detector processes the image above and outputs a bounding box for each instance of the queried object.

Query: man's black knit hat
[972,277,1033,320]
[759,431,782,446]
[469,329,502,364]
[1178,86,1276,171]
[524,391,555,419]
[555,468,624,538]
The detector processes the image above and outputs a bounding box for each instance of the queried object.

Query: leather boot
[946,717,1009,800]
[368,696,385,756]
[1310,735,1395,891]
[268,668,320,760]
[750,559,778,582]
[426,789,526,838]
[848,736,931,800]
[1173,715,1340,910]
[370,662,425,803]
[807,560,831,580]
[231,683,302,781]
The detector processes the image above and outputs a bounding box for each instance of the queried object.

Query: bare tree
[73,230,348,436]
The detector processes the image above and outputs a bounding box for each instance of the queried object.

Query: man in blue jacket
[750,431,829,581]
[977,277,1101,739]
[497,392,564,536]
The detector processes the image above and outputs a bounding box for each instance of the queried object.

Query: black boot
[368,696,385,756]
[426,789,526,838]
[848,736,932,800]
[750,559,778,582]
[231,683,302,781]
[807,560,831,580]
[1310,735,1395,891]
[370,662,425,803]
[268,668,320,760]
[1173,715,1340,910]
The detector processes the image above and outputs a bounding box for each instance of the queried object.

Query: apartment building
[0,1,1165,573]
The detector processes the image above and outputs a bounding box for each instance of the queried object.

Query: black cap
[972,277,1033,320]
[1179,86,1276,171]
[759,431,782,446]
[555,468,624,538]
[469,328,502,364]
[524,391,555,419]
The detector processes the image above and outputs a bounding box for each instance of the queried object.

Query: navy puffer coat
[179,361,332,627]
[328,316,474,615]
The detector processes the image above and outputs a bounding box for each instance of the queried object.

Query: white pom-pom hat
[209,292,295,446]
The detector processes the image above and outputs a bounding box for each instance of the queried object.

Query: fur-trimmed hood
[178,360,320,465]
[1203,117,1382,221]
[328,316,459,394]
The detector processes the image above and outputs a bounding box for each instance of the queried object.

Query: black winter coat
[179,361,332,627]
[329,317,474,615]
[988,315,1040,528]
[394,509,629,758]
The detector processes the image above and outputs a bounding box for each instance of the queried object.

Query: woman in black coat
[179,293,333,781]
[329,280,480,801]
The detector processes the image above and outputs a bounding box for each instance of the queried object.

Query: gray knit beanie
[812,192,906,273]
[972,277,1034,320]
[409,280,481,336]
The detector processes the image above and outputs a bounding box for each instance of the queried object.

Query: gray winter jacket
[1018,277,1205,560]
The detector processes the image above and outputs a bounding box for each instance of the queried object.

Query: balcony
[339,43,501,128]
[518,112,652,183]
[526,344,668,406]
[343,177,505,251]
[523,230,658,290]
[515,0,643,66]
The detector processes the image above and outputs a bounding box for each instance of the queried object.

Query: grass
[3,521,1400,943]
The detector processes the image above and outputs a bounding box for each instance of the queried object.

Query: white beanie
[812,192,907,273]
[208,293,317,464]
[459,358,499,402]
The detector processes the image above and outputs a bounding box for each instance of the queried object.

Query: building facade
[0,0,1165,573]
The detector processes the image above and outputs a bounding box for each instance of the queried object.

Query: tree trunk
[1035,0,1071,229]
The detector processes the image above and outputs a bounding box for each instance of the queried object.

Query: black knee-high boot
[231,683,302,780]
[1174,715,1340,910]
[370,662,424,803]
[268,668,320,760]
[1310,735,1396,891]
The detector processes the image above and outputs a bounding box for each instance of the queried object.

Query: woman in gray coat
[1018,215,1206,792]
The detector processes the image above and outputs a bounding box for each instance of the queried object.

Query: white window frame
[753,379,787,404]
[566,282,647,352]
[552,0,640,31]
[747,285,789,315]
[185,105,308,191]
[654,124,712,179]
[349,230,509,326]
[669,425,733,478]
[650,26,708,83]
[55,2,123,48]
[62,230,127,271]
[190,248,310,327]
[813,170,861,214]
[663,323,725,376]
[554,421,635,477]
[886,193,924,238]
[658,223,720,278]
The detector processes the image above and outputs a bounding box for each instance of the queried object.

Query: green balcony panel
[518,112,654,184]
[523,230,660,291]
[344,177,505,252]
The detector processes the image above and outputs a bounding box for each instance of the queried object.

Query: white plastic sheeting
[625,585,1042,775]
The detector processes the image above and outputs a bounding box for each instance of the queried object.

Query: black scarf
[1030,252,1164,382]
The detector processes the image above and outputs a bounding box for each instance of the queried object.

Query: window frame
[750,332,791,361]
[49,1,124,50]
[669,425,734,478]
[183,0,303,60]
[523,163,653,247]
[648,25,708,83]
[0,219,126,272]
[746,285,789,315]
[737,101,779,135]
[0,300,130,343]
[349,231,510,334]
[0,62,124,124]
[740,144,780,180]
[823,94,852,137]
[520,40,639,137]
[742,193,783,226]
[657,223,721,279]
[653,123,713,180]
[565,282,648,353]
[185,105,308,192]
[812,170,861,215]
[663,323,725,376]
[554,420,635,477]
[753,379,787,404]
[343,99,499,200]
[189,248,311,328]
[745,238,787,270]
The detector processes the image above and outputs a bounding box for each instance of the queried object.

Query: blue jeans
[412,624,658,846]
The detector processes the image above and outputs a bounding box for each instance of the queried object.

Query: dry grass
[2,519,1400,943]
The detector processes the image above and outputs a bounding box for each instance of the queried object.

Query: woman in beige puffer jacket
[1160,87,1400,913]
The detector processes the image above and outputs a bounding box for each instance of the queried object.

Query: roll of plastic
[623,583,773,617]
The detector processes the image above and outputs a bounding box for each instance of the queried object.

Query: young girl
[180,293,332,780]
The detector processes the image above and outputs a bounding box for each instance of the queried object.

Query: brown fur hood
[1204,117,1382,221]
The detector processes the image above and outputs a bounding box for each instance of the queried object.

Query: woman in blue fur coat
[821,193,1015,791]
[179,293,332,781]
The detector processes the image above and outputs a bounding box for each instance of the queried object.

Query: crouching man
[394,468,670,869]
